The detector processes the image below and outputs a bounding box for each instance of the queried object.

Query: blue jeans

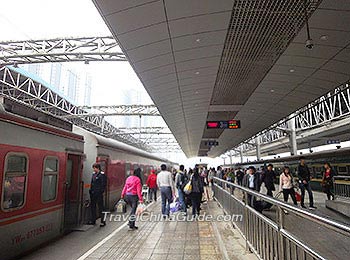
[161,187,173,216]
[177,188,186,212]
[148,187,157,201]
[299,182,314,207]
[125,195,138,227]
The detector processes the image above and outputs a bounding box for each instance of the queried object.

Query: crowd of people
[214,156,335,211]
[87,157,336,229]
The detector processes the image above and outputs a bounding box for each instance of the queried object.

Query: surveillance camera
[305,39,313,50]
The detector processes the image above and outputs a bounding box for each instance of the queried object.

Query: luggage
[170,201,181,213]
[295,191,301,202]
[136,203,146,215]
[115,199,127,213]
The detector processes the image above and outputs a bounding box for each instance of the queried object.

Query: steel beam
[0,36,126,65]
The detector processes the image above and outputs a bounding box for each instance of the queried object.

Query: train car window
[42,157,59,202]
[338,166,347,173]
[2,154,28,210]
[315,167,323,173]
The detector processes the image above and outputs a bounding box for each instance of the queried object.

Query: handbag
[183,176,193,195]
[136,203,146,215]
[115,199,127,213]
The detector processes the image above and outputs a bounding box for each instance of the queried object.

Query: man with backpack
[175,165,188,214]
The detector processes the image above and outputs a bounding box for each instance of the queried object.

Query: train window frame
[41,156,59,203]
[1,152,29,212]
[338,166,347,174]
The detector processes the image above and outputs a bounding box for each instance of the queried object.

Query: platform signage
[206,120,241,129]
[204,141,219,147]
[326,139,340,145]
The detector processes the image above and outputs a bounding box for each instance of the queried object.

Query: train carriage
[227,148,350,191]
[0,111,85,260]
[73,126,173,222]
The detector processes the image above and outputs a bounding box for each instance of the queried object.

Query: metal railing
[334,176,350,200]
[213,177,350,260]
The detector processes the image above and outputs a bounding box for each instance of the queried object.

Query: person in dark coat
[88,163,107,226]
[242,166,261,207]
[236,168,244,186]
[322,162,335,200]
[297,157,316,209]
[190,168,204,216]
[261,164,276,197]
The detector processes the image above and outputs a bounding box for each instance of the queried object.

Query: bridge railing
[213,177,350,260]
[334,176,350,200]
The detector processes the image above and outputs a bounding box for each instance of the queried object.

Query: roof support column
[229,151,233,165]
[256,136,261,161]
[240,146,244,163]
[288,118,297,156]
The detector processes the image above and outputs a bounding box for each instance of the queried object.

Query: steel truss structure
[226,83,350,157]
[0,36,126,65]
[62,105,160,118]
[0,66,184,152]
[116,127,172,135]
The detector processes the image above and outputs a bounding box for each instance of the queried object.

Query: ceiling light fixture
[289,69,295,73]
[196,38,201,43]
[195,71,200,75]
[320,35,328,41]
[270,89,275,93]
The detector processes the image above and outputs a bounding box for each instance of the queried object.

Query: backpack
[177,172,188,190]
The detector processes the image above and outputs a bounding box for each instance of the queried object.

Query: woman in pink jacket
[279,166,297,205]
[121,168,143,230]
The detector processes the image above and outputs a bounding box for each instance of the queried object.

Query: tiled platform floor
[82,199,255,260]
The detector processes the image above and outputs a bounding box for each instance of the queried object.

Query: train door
[63,154,82,231]
[96,157,109,209]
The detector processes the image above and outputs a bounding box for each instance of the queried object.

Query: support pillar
[288,118,297,156]
[240,146,244,163]
[256,137,261,161]
[229,151,233,165]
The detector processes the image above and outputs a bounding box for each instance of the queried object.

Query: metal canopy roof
[93,0,350,158]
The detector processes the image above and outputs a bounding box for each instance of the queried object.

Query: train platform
[20,199,257,260]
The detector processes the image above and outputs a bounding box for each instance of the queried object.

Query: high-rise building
[67,70,78,102]
[84,74,92,106]
[49,63,62,92]
[27,64,41,76]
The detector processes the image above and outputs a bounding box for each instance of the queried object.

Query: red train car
[0,111,84,260]
[74,127,172,217]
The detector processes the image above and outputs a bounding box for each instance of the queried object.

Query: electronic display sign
[206,120,241,129]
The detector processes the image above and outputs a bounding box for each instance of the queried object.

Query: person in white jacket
[279,166,297,205]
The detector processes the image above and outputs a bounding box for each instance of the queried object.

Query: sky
[0,0,188,164]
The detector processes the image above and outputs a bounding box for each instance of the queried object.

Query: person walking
[175,165,188,214]
[242,166,261,207]
[297,157,316,209]
[261,164,276,197]
[190,168,204,217]
[322,162,335,200]
[121,168,143,230]
[88,163,107,227]
[146,169,157,202]
[279,166,297,205]
[157,164,175,218]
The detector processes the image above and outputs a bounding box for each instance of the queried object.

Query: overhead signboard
[206,120,241,129]
[204,141,219,147]
[326,139,340,145]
